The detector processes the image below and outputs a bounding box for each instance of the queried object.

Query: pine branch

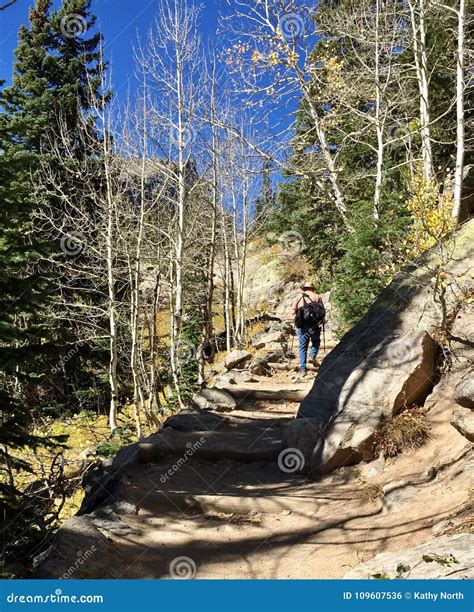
[0,0,17,11]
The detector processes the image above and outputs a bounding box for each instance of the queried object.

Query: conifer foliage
[0,0,104,569]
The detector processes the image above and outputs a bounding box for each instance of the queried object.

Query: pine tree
[0,0,106,410]
[0,0,106,570]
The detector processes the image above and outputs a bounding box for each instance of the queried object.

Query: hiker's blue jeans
[296,326,321,372]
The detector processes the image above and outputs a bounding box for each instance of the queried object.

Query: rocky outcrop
[451,408,474,441]
[286,219,474,477]
[252,330,287,349]
[192,388,237,412]
[215,371,255,385]
[224,350,252,370]
[249,357,272,376]
[454,376,474,409]
[33,515,147,579]
[344,533,473,579]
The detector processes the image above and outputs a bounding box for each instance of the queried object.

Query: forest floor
[77,362,471,579]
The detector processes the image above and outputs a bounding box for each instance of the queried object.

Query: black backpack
[295,293,326,329]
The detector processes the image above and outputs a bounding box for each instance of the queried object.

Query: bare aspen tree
[448,0,467,223]
[320,0,407,220]
[373,0,385,220]
[197,62,221,382]
[228,134,260,345]
[38,79,123,432]
[141,0,205,403]
[408,0,434,181]
[121,84,172,434]
[223,0,349,224]
[219,191,234,352]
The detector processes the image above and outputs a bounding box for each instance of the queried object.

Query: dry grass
[11,405,163,524]
[202,511,262,526]
[358,483,384,505]
[442,514,474,536]
[374,407,430,458]
[280,256,307,283]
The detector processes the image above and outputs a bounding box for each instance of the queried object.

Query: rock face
[286,220,474,477]
[252,330,287,349]
[224,350,252,370]
[343,533,474,579]
[451,407,474,441]
[454,376,474,409]
[33,516,147,579]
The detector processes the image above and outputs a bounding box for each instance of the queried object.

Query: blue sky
[0,0,222,95]
[0,0,293,187]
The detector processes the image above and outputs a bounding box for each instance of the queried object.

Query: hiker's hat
[301,280,315,290]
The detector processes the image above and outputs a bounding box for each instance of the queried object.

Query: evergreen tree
[0,0,105,569]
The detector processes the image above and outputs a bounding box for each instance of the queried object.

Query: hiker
[291,281,325,378]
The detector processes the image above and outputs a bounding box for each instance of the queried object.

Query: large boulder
[252,330,287,349]
[343,533,473,579]
[454,376,474,409]
[286,220,474,477]
[224,350,252,370]
[33,516,147,579]
[451,407,474,441]
[192,388,237,412]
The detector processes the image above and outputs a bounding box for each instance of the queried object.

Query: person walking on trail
[291,281,326,379]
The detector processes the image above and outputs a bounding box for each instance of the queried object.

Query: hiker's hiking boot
[291,370,308,382]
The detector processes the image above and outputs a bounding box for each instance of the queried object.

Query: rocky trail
[34,363,472,580]
[33,221,474,580]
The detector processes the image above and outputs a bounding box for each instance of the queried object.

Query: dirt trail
[83,359,472,580]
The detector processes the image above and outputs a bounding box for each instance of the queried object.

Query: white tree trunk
[220,204,233,353]
[452,0,466,223]
[409,0,433,181]
[307,104,348,221]
[105,165,118,433]
[373,0,383,221]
